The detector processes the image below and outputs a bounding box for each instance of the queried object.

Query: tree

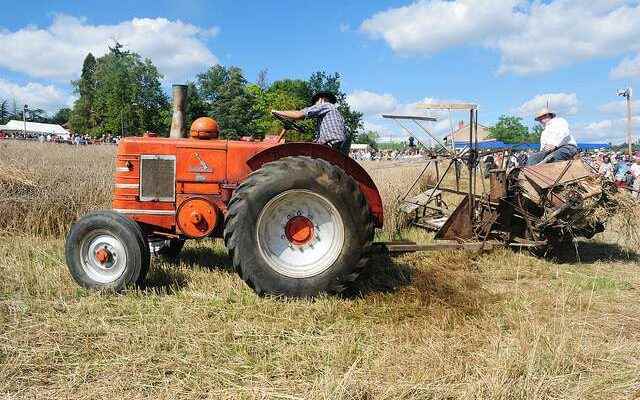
[51,108,71,125]
[197,65,261,139]
[354,130,379,150]
[86,43,169,137]
[256,68,269,91]
[489,115,539,143]
[0,100,8,124]
[529,123,544,144]
[184,81,208,129]
[26,108,47,123]
[69,53,97,134]
[251,78,314,140]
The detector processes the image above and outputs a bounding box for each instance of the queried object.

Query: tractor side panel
[112,136,279,235]
[246,142,384,228]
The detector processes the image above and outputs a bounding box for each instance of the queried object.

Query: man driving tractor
[272,91,350,156]
[527,107,578,165]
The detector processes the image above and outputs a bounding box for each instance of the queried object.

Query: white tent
[350,143,372,151]
[2,120,70,139]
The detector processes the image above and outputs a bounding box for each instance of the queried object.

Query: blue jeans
[527,145,578,166]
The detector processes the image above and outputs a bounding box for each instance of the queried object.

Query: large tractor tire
[224,156,374,297]
[65,211,150,291]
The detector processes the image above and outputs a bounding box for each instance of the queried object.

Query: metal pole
[170,84,188,138]
[23,104,27,137]
[627,88,633,156]
[468,109,474,218]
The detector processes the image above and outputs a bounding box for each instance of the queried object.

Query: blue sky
[1,0,638,143]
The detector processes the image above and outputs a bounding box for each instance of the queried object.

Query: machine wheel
[65,211,150,291]
[224,156,374,297]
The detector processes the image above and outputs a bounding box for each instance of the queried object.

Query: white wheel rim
[80,230,128,284]
[256,189,345,278]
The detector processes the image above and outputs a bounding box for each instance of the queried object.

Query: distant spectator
[599,156,615,181]
[631,157,640,199]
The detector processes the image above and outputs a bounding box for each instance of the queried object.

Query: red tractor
[65,116,384,297]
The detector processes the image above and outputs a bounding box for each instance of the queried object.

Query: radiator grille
[140,155,176,202]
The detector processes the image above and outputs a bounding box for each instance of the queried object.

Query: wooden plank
[416,103,477,110]
[381,114,437,121]
[399,189,443,213]
[415,216,449,230]
[521,159,596,190]
[371,240,502,254]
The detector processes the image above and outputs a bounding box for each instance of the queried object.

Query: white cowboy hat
[535,107,556,121]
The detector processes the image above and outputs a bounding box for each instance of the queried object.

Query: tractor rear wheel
[65,211,150,291]
[224,156,374,297]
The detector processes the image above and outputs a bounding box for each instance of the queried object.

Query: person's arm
[272,110,305,120]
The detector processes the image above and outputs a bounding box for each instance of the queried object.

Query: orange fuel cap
[177,198,218,238]
[190,117,219,140]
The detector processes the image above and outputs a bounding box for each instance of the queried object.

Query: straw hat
[534,107,556,122]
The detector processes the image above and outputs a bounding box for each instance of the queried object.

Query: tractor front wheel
[224,156,374,297]
[65,211,150,291]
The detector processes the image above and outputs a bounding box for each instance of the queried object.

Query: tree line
[0,43,364,141]
[0,100,70,126]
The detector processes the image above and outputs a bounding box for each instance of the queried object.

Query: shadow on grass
[344,254,413,298]
[545,240,640,264]
[143,244,234,291]
[345,252,499,317]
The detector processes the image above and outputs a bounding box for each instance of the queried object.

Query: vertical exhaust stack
[170,84,187,138]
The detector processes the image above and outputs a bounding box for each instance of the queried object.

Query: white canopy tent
[1,120,71,140]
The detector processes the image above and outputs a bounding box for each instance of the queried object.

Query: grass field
[1,141,639,399]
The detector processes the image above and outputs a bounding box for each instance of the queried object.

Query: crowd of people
[594,152,640,198]
[0,131,121,145]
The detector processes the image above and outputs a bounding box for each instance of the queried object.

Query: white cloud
[361,0,522,55]
[599,99,638,115]
[0,79,72,112]
[0,14,219,82]
[360,0,640,75]
[611,53,640,79]
[347,90,398,115]
[351,90,465,141]
[580,116,639,143]
[514,93,579,117]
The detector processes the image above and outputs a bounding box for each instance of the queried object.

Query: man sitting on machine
[527,107,578,165]
[271,91,349,156]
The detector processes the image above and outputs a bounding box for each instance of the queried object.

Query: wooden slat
[399,189,443,213]
[416,103,477,110]
[521,159,596,190]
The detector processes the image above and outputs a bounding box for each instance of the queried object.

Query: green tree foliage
[250,79,314,141]
[184,81,208,129]
[69,53,97,134]
[197,65,261,140]
[354,130,379,150]
[51,108,71,125]
[0,100,9,124]
[489,115,540,144]
[69,45,169,138]
[249,71,363,142]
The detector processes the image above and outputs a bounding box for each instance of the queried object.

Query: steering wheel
[271,111,306,134]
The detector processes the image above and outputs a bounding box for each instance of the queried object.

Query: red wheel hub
[284,216,314,245]
[95,248,111,264]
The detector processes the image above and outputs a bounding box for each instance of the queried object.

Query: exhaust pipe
[169,84,187,138]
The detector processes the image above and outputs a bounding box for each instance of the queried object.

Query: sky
[0,0,639,143]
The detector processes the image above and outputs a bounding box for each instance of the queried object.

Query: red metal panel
[246,142,384,228]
